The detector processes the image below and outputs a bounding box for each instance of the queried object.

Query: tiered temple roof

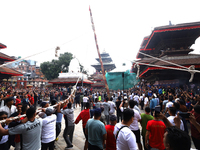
[0,43,23,80]
[133,21,200,85]
[136,21,200,59]
[91,52,116,72]
[91,52,116,88]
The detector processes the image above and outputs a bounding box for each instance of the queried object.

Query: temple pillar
[17,80,21,89]
[24,81,27,89]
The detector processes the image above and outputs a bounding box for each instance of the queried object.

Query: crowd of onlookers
[0,81,200,150]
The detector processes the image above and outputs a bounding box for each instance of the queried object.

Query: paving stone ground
[54,106,85,150]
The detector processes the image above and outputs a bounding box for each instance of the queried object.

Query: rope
[138,51,189,69]
[132,60,200,73]
[134,63,140,80]
[138,51,198,82]
[188,65,195,82]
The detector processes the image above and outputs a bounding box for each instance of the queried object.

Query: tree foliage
[40,52,73,80]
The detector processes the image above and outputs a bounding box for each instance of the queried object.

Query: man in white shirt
[129,92,133,101]
[133,94,140,106]
[103,97,110,125]
[83,94,89,109]
[113,108,138,150]
[0,98,16,117]
[144,94,149,107]
[164,96,174,116]
[108,97,116,116]
[41,107,57,150]
[167,107,184,131]
[119,100,142,150]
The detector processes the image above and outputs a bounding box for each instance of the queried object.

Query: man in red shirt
[105,115,116,150]
[15,95,21,106]
[29,94,34,106]
[74,102,90,150]
[145,109,166,150]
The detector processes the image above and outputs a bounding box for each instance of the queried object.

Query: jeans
[63,125,75,146]
[105,115,109,125]
[81,102,84,110]
[88,142,103,150]
[0,141,9,150]
[41,140,55,150]
[56,122,61,138]
[192,136,200,150]
[117,112,122,123]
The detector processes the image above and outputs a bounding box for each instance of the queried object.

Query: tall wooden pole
[89,6,110,98]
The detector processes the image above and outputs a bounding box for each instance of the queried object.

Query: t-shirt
[105,124,116,150]
[129,95,133,100]
[133,95,139,104]
[167,116,184,131]
[140,113,154,137]
[113,123,138,150]
[191,110,200,140]
[108,101,116,115]
[83,96,89,103]
[134,105,141,114]
[166,101,173,108]
[95,102,102,109]
[9,118,42,150]
[74,109,90,128]
[120,107,141,131]
[61,108,74,126]
[103,102,110,116]
[41,114,56,143]
[15,98,21,106]
[86,119,106,149]
[150,98,158,110]
[139,96,144,102]
[146,120,166,150]
[144,97,149,105]
[0,125,8,144]
[0,105,17,117]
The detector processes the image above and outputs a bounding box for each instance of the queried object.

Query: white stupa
[58,58,87,79]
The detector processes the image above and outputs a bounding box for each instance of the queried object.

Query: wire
[0,31,89,68]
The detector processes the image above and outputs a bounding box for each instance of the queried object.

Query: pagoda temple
[0,43,23,81]
[132,21,200,87]
[91,51,116,73]
[91,51,116,88]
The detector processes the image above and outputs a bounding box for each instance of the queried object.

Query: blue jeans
[56,122,61,138]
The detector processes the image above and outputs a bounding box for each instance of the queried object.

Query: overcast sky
[1,0,200,74]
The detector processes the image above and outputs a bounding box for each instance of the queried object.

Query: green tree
[40,52,73,80]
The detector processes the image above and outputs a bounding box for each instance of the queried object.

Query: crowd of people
[0,81,200,150]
